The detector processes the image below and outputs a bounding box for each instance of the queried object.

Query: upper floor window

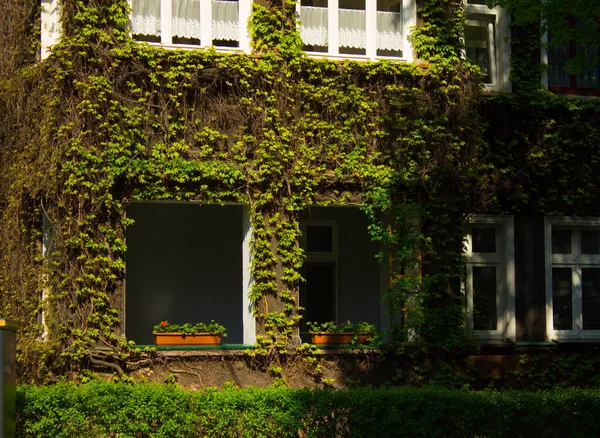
[130,0,252,51]
[464,0,510,93]
[545,217,600,340]
[546,19,600,97]
[298,0,415,60]
[464,215,515,342]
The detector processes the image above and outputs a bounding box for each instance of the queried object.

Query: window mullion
[201,0,212,47]
[365,0,376,59]
[466,265,474,330]
[573,266,583,332]
[161,0,172,44]
[329,0,339,55]
[239,0,251,52]
[487,20,496,86]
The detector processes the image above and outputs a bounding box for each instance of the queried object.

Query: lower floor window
[546,218,600,339]
[465,215,515,341]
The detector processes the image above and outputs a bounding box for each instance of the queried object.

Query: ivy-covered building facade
[1,0,600,386]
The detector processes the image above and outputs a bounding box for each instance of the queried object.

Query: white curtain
[173,0,201,38]
[131,0,161,36]
[212,0,239,41]
[300,7,403,51]
[376,11,402,51]
[300,6,328,46]
[131,0,239,42]
[339,9,365,49]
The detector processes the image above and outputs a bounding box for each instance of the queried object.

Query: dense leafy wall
[0,0,599,384]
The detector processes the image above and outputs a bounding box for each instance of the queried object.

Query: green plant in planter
[307,320,376,334]
[307,321,380,346]
[153,320,227,337]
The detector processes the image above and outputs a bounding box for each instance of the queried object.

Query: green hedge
[16,382,600,437]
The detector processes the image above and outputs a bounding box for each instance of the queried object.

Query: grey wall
[125,203,244,345]
[300,207,382,327]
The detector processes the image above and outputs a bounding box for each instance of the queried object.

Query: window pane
[548,40,571,87]
[300,0,328,53]
[473,266,497,330]
[339,0,366,55]
[132,0,161,41]
[471,227,496,253]
[552,268,573,330]
[574,34,600,88]
[376,0,402,57]
[300,262,336,331]
[583,268,600,330]
[172,0,201,44]
[212,0,240,47]
[306,225,333,252]
[581,230,600,255]
[552,229,571,254]
[465,19,493,83]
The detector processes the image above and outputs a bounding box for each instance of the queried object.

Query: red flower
[160,321,167,327]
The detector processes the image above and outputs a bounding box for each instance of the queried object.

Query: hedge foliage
[16,381,600,437]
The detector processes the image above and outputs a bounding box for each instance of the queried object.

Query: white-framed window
[541,23,600,97]
[464,0,511,93]
[545,217,600,340]
[129,0,252,52]
[299,221,338,330]
[41,0,61,59]
[465,215,515,341]
[298,0,416,61]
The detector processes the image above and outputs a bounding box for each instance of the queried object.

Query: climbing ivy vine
[0,0,599,385]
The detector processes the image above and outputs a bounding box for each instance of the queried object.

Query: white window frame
[297,0,416,61]
[41,0,61,59]
[545,217,600,341]
[464,215,515,341]
[464,0,511,93]
[128,0,252,52]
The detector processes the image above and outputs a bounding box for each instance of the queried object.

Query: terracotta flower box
[152,320,226,346]
[153,332,222,346]
[310,332,374,345]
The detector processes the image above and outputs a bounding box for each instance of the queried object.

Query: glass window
[299,0,408,59]
[300,0,329,53]
[339,0,366,55]
[306,225,333,252]
[582,230,600,255]
[132,0,241,48]
[465,17,494,84]
[547,25,600,94]
[552,267,573,330]
[583,268,600,330]
[547,219,600,339]
[473,266,497,330]
[552,229,571,254]
[465,216,514,341]
[471,227,496,253]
